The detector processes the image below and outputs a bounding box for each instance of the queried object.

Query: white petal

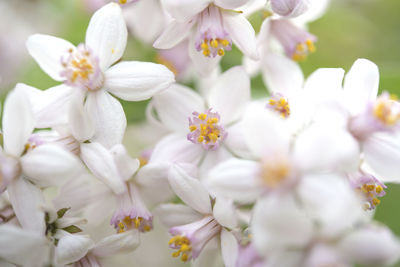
[151,84,205,133]
[85,90,126,148]
[168,164,212,214]
[261,52,304,95]
[105,61,175,101]
[155,203,202,227]
[26,34,74,81]
[85,3,127,70]
[222,11,258,60]
[271,0,311,18]
[2,88,34,157]
[8,177,46,234]
[295,0,331,23]
[205,158,262,204]
[220,229,239,267]
[69,91,94,142]
[56,234,94,265]
[207,66,250,124]
[153,19,194,49]
[252,194,313,257]
[0,225,49,267]
[110,144,140,181]
[363,133,400,183]
[21,144,82,187]
[243,103,291,158]
[215,0,249,9]
[223,121,254,159]
[135,163,171,186]
[92,230,140,257]
[212,197,238,229]
[80,142,127,195]
[338,225,400,266]
[161,0,210,21]
[188,34,222,76]
[293,124,360,173]
[343,58,380,115]
[303,67,344,101]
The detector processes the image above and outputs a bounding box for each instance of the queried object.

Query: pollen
[260,159,291,188]
[292,39,316,62]
[372,97,400,126]
[199,38,231,58]
[169,235,192,262]
[119,0,127,4]
[116,216,152,233]
[356,181,386,211]
[267,94,290,118]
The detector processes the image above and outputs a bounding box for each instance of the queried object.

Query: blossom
[26,3,175,148]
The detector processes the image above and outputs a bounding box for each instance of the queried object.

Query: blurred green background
[2,0,400,265]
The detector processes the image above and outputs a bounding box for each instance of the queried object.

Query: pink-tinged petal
[222,11,258,60]
[252,194,313,257]
[243,103,291,158]
[207,66,250,125]
[215,0,249,9]
[295,0,331,23]
[17,83,74,128]
[293,124,360,173]
[363,133,400,183]
[338,225,400,266]
[271,0,311,18]
[2,88,34,157]
[55,233,94,265]
[343,58,380,115]
[85,3,127,70]
[220,229,239,267]
[223,121,254,159]
[26,34,75,81]
[188,32,222,76]
[168,164,212,214]
[155,203,202,227]
[110,144,140,181]
[104,61,175,101]
[205,158,262,204]
[8,178,46,234]
[153,19,195,49]
[261,52,304,95]
[92,230,140,257]
[213,197,238,229]
[85,91,126,148]
[303,68,344,101]
[69,91,94,142]
[151,84,205,133]
[80,142,127,195]
[161,0,210,21]
[0,225,49,267]
[21,144,83,187]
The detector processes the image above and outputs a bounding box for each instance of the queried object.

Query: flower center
[372,95,400,126]
[195,5,232,58]
[169,235,192,262]
[187,109,227,150]
[267,94,290,118]
[292,39,315,62]
[260,158,291,188]
[117,216,152,233]
[60,44,103,91]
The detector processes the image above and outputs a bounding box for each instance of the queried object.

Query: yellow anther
[306,39,316,53]
[189,125,197,132]
[201,42,209,50]
[372,198,381,206]
[119,0,127,3]
[210,39,219,48]
[197,136,204,143]
[366,184,375,191]
[198,113,207,120]
[296,43,305,52]
[181,254,189,262]
[144,225,151,232]
[203,49,210,57]
[269,99,276,105]
[376,185,383,193]
[210,117,219,123]
[292,53,306,62]
[217,49,225,56]
[221,39,230,47]
[172,251,180,258]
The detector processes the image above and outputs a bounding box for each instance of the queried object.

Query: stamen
[372,95,400,126]
[352,173,387,210]
[267,93,290,118]
[168,235,192,262]
[260,159,291,188]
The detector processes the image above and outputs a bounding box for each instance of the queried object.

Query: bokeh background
[1,0,400,265]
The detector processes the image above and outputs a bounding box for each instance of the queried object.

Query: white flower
[154,0,258,75]
[26,3,175,148]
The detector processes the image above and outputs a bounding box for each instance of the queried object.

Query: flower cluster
[1,1,400,267]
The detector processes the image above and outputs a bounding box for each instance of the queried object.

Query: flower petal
[155,203,202,227]
[220,229,239,267]
[213,197,238,229]
[104,61,175,101]
[85,3,127,70]
[188,34,222,76]
[153,19,195,49]
[8,177,46,234]
[343,58,380,115]
[69,91,94,142]
[110,144,140,181]
[271,0,311,18]
[151,84,205,133]
[80,142,127,195]
[56,233,94,265]
[207,66,250,124]
[26,34,74,81]
[222,11,258,60]
[21,144,82,187]
[2,87,34,157]
[168,164,212,214]
[92,230,140,257]
[215,0,249,9]
[161,0,210,21]
[85,90,126,148]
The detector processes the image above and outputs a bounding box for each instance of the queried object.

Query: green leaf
[57,207,71,219]
[62,225,82,234]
